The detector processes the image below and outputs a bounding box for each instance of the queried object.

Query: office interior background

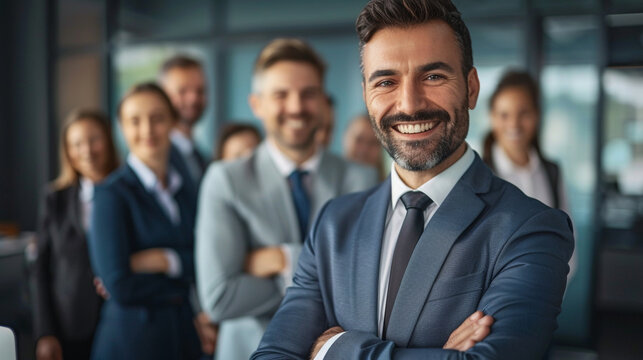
[0,0,642,358]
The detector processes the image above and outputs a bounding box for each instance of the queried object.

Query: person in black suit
[32,109,119,360]
[87,83,201,360]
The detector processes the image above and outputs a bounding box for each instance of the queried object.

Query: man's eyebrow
[419,62,455,73]
[368,69,397,83]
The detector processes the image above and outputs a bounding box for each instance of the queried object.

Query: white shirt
[491,144,554,208]
[316,145,475,359]
[127,153,184,277]
[170,129,203,183]
[265,139,323,291]
[79,177,94,232]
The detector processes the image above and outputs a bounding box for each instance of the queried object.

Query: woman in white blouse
[482,70,568,212]
[482,70,576,281]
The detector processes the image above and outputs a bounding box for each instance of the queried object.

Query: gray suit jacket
[195,142,378,360]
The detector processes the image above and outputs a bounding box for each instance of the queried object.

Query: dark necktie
[288,170,311,241]
[382,191,432,339]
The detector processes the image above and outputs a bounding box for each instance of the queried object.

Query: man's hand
[310,326,344,360]
[130,248,169,273]
[443,311,494,351]
[244,247,286,278]
[193,312,218,355]
[36,335,62,360]
[93,277,110,300]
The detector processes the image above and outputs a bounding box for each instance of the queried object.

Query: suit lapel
[385,155,491,346]
[122,165,180,234]
[256,143,301,244]
[66,185,85,237]
[349,179,391,334]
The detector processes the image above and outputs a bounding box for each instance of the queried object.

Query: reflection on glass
[112,44,216,157]
[603,68,643,196]
[226,0,363,31]
[541,64,598,344]
[116,0,213,40]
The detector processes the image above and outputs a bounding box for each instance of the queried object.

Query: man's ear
[248,93,262,119]
[467,67,481,110]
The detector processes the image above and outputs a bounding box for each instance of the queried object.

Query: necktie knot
[288,169,308,183]
[400,191,432,211]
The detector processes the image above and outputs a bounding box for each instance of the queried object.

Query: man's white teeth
[397,122,435,134]
[287,120,305,129]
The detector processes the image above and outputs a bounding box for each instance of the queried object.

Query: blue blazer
[253,154,574,359]
[88,164,200,360]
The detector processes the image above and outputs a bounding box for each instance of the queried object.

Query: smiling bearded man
[252,1,574,359]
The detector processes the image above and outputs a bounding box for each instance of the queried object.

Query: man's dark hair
[488,70,540,113]
[355,0,473,76]
[159,55,203,79]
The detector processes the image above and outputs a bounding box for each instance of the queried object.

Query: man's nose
[285,94,304,115]
[397,80,427,115]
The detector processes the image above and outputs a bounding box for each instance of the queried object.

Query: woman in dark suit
[88,82,200,360]
[33,109,119,360]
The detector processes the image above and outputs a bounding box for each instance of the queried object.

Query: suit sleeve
[31,192,57,339]
[254,207,574,360]
[195,164,283,323]
[88,185,187,306]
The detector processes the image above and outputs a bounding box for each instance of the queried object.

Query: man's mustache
[380,109,450,129]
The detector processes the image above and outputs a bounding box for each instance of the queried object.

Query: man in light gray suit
[195,38,378,360]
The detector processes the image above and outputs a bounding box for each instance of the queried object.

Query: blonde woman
[33,109,118,360]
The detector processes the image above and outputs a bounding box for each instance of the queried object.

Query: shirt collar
[127,153,183,195]
[390,144,475,210]
[492,143,541,176]
[79,177,94,203]
[170,129,194,155]
[265,139,322,177]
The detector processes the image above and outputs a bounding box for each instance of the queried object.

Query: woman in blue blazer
[88,82,200,359]
[33,109,118,360]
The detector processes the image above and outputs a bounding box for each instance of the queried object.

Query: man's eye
[426,74,445,81]
[376,80,394,88]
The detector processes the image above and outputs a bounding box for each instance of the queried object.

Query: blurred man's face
[361,21,479,171]
[162,66,207,126]
[343,117,382,169]
[249,61,324,156]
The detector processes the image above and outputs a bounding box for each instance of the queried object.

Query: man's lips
[393,121,439,135]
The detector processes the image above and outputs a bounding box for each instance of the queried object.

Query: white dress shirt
[127,153,184,277]
[315,145,475,359]
[265,139,323,290]
[491,144,554,208]
[79,177,95,232]
[171,129,203,183]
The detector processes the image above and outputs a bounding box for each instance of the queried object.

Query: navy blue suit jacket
[88,164,200,360]
[253,154,574,359]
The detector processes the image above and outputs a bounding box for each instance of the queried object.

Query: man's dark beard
[369,105,468,171]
